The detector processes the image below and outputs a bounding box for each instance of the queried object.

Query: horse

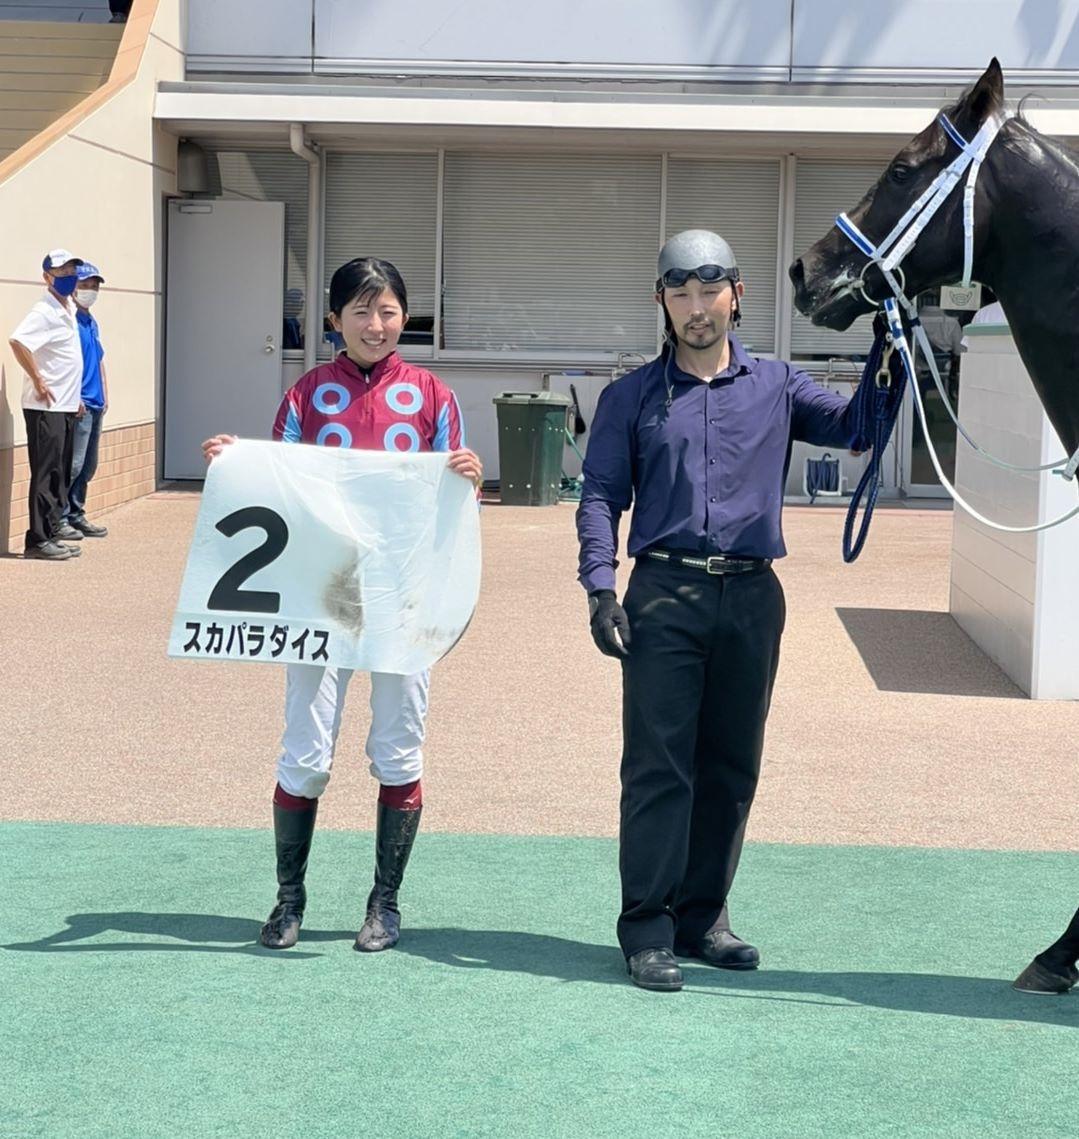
[789,59,1078,994]
[789,57,1079,464]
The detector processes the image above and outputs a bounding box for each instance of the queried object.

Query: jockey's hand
[589,590,631,658]
[202,434,238,464]
[447,448,483,487]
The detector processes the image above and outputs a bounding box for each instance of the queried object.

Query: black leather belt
[644,548,771,575]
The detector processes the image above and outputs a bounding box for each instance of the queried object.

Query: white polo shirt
[11,291,82,413]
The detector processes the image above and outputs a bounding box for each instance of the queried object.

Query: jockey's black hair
[329,257,408,317]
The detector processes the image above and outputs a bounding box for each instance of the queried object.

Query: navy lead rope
[842,320,907,563]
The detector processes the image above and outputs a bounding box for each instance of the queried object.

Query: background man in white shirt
[8,249,86,561]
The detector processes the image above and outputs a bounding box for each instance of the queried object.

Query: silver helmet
[656,230,739,291]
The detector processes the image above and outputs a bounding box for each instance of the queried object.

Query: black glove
[589,590,631,658]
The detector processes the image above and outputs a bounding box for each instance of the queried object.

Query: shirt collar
[665,333,754,386]
[42,290,73,317]
[334,350,401,386]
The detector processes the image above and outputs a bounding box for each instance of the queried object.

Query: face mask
[50,274,79,298]
[74,289,99,309]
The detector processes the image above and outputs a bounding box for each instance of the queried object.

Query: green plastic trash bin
[492,390,572,506]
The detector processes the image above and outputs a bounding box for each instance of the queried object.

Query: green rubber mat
[3,822,1075,1138]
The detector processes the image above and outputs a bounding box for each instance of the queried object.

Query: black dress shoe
[71,516,108,537]
[23,541,73,561]
[626,948,684,992]
[1012,957,1078,994]
[677,930,760,970]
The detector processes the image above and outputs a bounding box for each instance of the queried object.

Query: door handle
[264,335,276,355]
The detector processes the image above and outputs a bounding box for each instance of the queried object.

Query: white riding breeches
[275,663,430,799]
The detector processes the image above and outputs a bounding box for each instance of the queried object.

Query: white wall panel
[949,329,1079,698]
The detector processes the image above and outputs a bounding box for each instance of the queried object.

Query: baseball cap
[42,248,83,271]
[76,262,105,283]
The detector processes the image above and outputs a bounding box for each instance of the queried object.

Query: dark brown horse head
[790,60,1005,330]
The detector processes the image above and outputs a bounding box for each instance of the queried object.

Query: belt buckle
[705,555,729,575]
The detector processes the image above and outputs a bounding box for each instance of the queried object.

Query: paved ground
[1,493,1075,848]
[2,493,1076,1138]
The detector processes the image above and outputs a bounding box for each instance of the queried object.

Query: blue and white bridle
[836,111,1000,301]
[833,111,1079,533]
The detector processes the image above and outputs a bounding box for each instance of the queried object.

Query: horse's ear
[962,58,1005,127]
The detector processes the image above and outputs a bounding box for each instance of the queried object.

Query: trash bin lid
[493,390,573,405]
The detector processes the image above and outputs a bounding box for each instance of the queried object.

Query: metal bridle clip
[875,344,894,388]
[855,264,906,309]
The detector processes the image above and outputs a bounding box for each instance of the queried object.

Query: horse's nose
[789,258,805,286]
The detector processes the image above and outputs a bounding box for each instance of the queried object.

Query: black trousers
[23,409,76,549]
[1038,906,1079,970]
[617,557,786,957]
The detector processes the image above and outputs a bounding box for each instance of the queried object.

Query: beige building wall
[0,0,183,552]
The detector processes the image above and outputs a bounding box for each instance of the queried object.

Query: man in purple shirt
[577,230,861,992]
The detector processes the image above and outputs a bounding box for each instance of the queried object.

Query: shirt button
[709,458,716,465]
[709,418,718,425]
[710,496,717,503]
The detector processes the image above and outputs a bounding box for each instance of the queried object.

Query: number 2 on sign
[207,506,289,614]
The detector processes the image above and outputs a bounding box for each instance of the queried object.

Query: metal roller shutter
[442,153,661,353]
[791,160,881,358]
[324,154,439,322]
[665,158,781,355]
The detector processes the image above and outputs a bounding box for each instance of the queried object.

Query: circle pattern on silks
[384,423,422,452]
[385,382,424,415]
[315,423,353,447]
[308,379,426,451]
[312,382,351,415]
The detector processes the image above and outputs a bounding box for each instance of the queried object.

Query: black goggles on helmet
[656,264,740,290]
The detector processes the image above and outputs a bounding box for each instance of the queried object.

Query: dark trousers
[23,409,76,549]
[617,557,786,957]
[1038,906,1079,970]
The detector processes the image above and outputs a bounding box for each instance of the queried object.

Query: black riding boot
[354,802,422,952]
[260,800,318,949]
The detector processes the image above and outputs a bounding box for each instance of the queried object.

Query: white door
[164,200,285,479]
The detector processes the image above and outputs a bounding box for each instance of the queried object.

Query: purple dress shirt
[576,335,860,593]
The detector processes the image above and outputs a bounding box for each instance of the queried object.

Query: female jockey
[202,257,482,953]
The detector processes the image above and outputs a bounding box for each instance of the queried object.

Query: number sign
[168,440,481,674]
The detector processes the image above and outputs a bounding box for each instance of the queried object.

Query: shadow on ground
[836,608,1025,697]
[5,915,1074,1027]
[1,911,337,960]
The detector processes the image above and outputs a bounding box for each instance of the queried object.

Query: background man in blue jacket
[63,262,110,540]
[577,230,862,992]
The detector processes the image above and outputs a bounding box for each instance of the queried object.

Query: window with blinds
[441,153,661,354]
[790,160,881,359]
[665,158,781,355]
[324,154,439,345]
[205,148,309,328]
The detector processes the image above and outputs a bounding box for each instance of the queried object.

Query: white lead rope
[884,299,1079,534]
